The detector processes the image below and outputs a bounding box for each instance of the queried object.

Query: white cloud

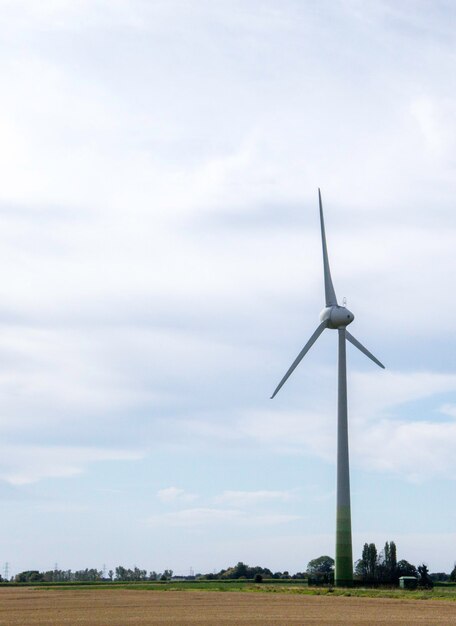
[0,445,142,485]
[147,507,300,528]
[214,490,295,507]
[350,371,456,480]
[178,369,456,482]
[439,403,456,419]
[354,419,456,482]
[234,409,334,460]
[350,371,456,420]
[157,487,197,504]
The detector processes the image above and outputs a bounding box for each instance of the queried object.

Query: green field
[3,580,456,601]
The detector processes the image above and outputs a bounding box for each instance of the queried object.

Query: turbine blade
[345,331,385,369]
[271,321,328,399]
[319,189,338,307]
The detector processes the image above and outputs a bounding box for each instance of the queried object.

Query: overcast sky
[1,0,456,576]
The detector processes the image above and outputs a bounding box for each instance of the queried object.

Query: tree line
[11,567,174,583]
[355,541,422,584]
[200,561,306,581]
[7,542,456,585]
[308,541,456,586]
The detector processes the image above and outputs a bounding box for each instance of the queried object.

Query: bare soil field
[1,588,456,625]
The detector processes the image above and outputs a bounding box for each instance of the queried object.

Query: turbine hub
[320,306,355,329]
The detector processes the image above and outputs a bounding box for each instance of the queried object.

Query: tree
[417,564,433,589]
[307,556,334,576]
[219,562,272,580]
[160,569,173,581]
[306,556,334,584]
[72,568,103,582]
[450,564,456,582]
[133,567,147,581]
[355,544,368,580]
[378,541,397,584]
[360,543,369,579]
[355,541,400,584]
[396,560,417,578]
[115,566,127,581]
[367,543,378,580]
[232,562,248,578]
[383,541,397,577]
[389,541,397,582]
[383,542,390,570]
[357,543,378,581]
[390,542,397,571]
[15,571,44,583]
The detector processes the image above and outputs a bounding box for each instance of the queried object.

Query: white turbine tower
[271,189,385,587]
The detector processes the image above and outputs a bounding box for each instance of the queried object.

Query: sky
[0,0,456,577]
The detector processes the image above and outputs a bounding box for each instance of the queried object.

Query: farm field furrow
[1,588,456,625]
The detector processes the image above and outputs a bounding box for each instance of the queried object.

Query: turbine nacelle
[320,306,355,329]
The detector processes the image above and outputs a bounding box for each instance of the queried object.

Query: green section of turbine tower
[335,505,353,586]
[336,328,353,587]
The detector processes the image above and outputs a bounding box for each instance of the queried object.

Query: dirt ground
[1,588,456,626]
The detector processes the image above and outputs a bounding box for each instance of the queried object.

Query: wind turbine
[271,189,385,587]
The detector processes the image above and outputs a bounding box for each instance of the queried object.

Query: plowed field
[1,588,456,625]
